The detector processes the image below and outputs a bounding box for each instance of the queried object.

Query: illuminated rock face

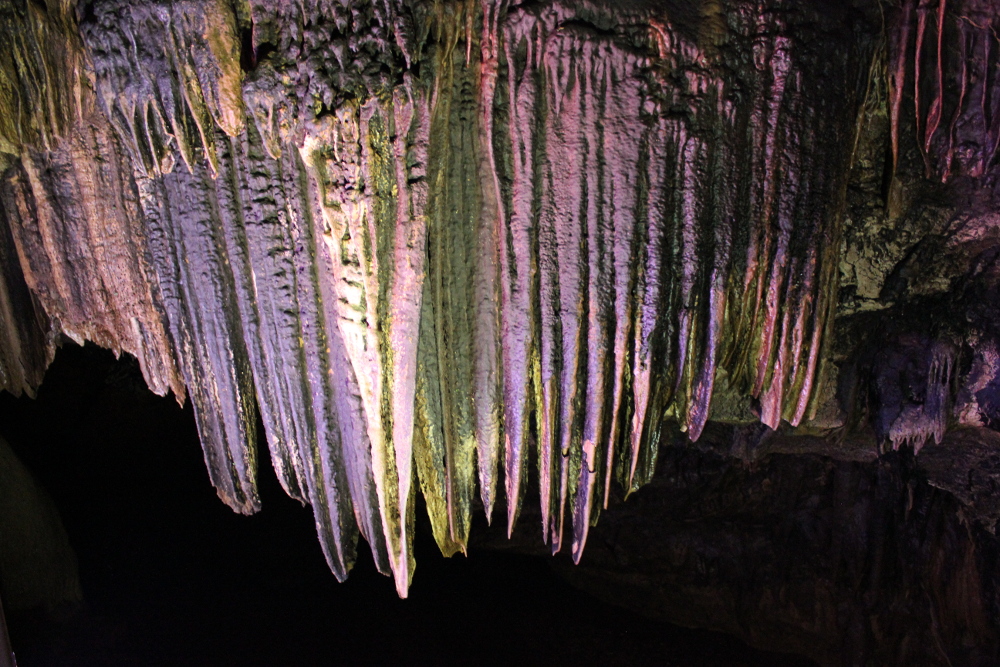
[2,0,998,599]
[888,0,1000,183]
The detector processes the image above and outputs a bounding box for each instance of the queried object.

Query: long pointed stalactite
[0,0,883,594]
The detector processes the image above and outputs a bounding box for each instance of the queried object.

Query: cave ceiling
[0,0,998,598]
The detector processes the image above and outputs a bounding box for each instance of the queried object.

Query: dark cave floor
[0,343,814,667]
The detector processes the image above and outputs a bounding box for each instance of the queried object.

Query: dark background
[0,343,814,666]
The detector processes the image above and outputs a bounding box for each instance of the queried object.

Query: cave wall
[493,430,1000,667]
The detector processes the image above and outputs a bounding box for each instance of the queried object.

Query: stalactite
[133,162,261,515]
[296,89,431,594]
[0,0,877,594]
[0,0,184,401]
[79,0,247,175]
[890,0,1000,181]
[884,342,955,454]
[413,0,485,558]
[888,0,915,177]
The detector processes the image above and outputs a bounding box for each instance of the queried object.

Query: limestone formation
[1,0,999,600]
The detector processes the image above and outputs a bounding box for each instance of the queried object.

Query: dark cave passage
[0,343,813,666]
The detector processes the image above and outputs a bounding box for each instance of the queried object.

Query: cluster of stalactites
[0,0,865,596]
[888,0,1000,182]
[888,344,955,454]
[0,0,184,402]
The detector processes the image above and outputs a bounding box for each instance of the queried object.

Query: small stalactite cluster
[0,0,875,595]
[870,336,957,455]
[887,344,954,453]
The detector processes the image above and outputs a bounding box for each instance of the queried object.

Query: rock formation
[1,0,1000,628]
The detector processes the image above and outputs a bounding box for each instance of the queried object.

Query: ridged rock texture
[888,0,1000,183]
[1,0,952,596]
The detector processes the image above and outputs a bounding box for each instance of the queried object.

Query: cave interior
[2,0,1000,665]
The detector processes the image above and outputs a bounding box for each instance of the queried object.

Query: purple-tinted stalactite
[889,0,1000,181]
